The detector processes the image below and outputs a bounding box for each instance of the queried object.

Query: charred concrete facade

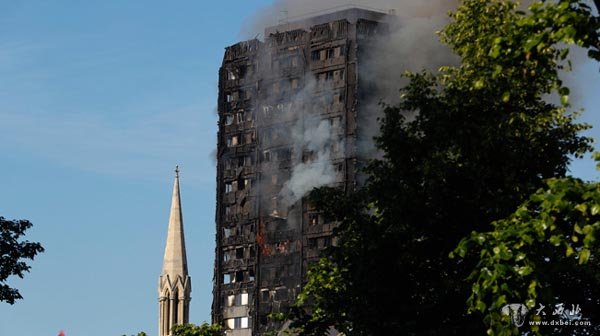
[213,8,390,335]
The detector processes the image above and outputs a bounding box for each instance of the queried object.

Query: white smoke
[357,14,457,157]
[278,77,343,206]
[245,1,462,207]
[280,117,341,206]
[241,0,459,38]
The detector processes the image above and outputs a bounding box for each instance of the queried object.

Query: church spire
[159,166,191,336]
[162,165,188,277]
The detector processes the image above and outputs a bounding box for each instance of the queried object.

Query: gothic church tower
[159,166,191,336]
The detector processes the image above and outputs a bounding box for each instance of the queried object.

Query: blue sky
[0,1,598,336]
[0,1,271,335]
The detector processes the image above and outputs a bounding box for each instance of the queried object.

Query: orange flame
[256,217,272,256]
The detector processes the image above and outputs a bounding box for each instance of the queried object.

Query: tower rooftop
[265,6,391,36]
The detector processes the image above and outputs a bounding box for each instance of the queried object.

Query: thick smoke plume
[276,77,343,207]
[235,0,598,215]
[242,0,458,38]
[280,105,340,206]
[246,1,461,206]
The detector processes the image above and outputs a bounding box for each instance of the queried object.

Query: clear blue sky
[0,1,598,336]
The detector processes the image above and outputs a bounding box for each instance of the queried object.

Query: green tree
[171,323,222,336]
[0,217,44,304]
[288,0,600,335]
[455,172,600,335]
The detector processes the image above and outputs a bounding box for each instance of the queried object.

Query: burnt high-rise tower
[213,7,391,335]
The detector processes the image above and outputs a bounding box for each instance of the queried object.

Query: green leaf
[566,245,574,257]
[579,249,591,264]
[490,44,502,58]
[549,235,562,246]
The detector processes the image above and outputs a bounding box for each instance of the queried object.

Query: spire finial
[175,165,180,178]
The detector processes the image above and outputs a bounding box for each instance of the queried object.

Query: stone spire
[159,166,191,336]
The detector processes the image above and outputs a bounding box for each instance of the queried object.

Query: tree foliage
[0,217,44,304]
[455,174,600,335]
[171,323,222,336]
[288,0,600,335]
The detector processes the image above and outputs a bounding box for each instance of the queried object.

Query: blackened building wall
[213,8,390,335]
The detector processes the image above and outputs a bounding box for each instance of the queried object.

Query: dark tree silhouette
[0,217,44,304]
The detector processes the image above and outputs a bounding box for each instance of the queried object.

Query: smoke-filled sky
[0,1,598,336]
[241,0,458,38]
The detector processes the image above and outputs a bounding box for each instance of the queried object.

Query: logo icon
[501,303,529,327]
